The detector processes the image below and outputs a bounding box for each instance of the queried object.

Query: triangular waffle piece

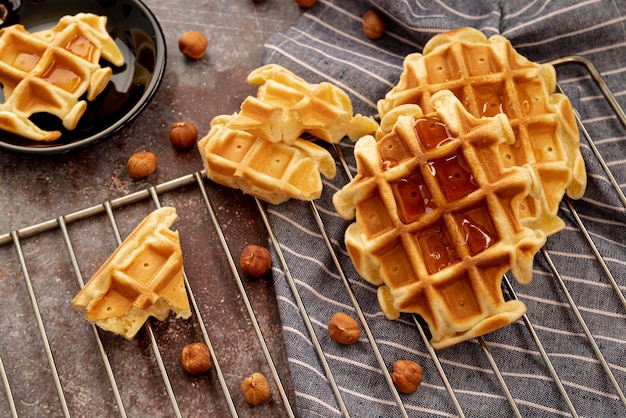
[377,27,586,236]
[72,207,191,340]
[333,91,546,349]
[0,13,124,141]
[226,64,378,144]
[198,115,337,205]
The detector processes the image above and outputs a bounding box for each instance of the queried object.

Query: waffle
[226,64,378,144]
[72,207,191,340]
[377,27,586,236]
[0,13,124,141]
[333,91,547,349]
[198,115,336,205]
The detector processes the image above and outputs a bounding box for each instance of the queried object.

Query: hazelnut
[391,359,423,394]
[127,151,157,179]
[180,343,212,375]
[241,372,271,405]
[240,244,272,278]
[327,312,360,345]
[178,31,208,60]
[295,0,317,7]
[362,9,386,40]
[169,121,198,149]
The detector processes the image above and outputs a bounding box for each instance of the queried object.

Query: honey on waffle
[72,207,191,340]
[333,91,546,349]
[377,27,586,236]
[226,64,378,144]
[198,115,337,205]
[0,13,124,141]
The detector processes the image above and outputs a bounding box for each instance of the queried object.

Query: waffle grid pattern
[378,28,585,236]
[0,13,123,141]
[334,91,547,348]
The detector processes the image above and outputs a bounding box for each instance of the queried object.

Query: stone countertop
[0,1,302,416]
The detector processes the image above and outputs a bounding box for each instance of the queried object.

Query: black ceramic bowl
[0,0,166,154]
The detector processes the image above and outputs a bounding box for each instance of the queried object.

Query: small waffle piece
[226,64,378,144]
[377,27,586,236]
[333,91,546,349]
[0,13,124,141]
[72,207,191,340]
[198,115,337,205]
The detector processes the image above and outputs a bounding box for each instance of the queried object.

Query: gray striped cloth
[261,1,626,416]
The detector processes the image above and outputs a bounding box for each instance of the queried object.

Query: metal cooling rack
[1,56,625,417]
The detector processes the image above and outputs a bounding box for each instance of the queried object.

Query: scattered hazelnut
[240,244,272,278]
[295,0,317,7]
[127,151,157,179]
[180,343,212,375]
[241,372,271,405]
[169,121,198,149]
[178,31,208,60]
[362,9,386,40]
[391,359,423,394]
[327,312,360,345]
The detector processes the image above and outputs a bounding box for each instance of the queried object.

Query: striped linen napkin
[261,0,626,416]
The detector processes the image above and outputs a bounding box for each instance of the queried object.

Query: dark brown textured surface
[0,1,302,416]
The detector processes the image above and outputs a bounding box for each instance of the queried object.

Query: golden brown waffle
[198,115,337,205]
[0,13,124,141]
[333,91,547,349]
[72,207,191,340]
[226,64,378,144]
[377,27,586,236]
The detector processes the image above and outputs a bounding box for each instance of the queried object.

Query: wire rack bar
[103,201,184,418]
[10,231,70,417]
[549,56,626,209]
[308,200,410,418]
[58,215,129,418]
[0,352,17,418]
[564,196,626,311]
[0,172,199,247]
[147,188,241,417]
[477,336,522,418]
[194,173,296,418]
[501,275,579,418]
[256,199,351,417]
[541,248,626,407]
[415,315,467,417]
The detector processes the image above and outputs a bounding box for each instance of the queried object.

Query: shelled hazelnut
[391,359,422,394]
[327,312,360,345]
[295,0,317,7]
[362,9,386,40]
[240,244,272,277]
[241,372,271,405]
[180,343,212,375]
[178,31,208,60]
[127,151,157,179]
[169,121,198,149]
